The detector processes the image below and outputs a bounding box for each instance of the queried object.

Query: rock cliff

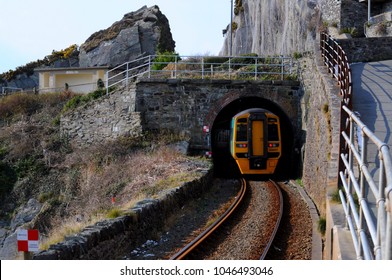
[0,5,175,92]
[221,0,321,56]
[78,5,175,68]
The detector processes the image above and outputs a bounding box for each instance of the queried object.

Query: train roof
[232,108,276,118]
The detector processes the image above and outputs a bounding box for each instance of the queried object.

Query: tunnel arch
[210,96,296,179]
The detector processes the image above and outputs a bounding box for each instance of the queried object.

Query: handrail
[320,32,392,259]
[105,55,295,95]
[320,32,352,108]
[340,105,392,259]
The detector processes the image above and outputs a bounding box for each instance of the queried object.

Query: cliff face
[79,5,175,68]
[221,0,321,56]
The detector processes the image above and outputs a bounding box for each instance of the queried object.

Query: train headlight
[268,143,279,148]
[236,143,248,148]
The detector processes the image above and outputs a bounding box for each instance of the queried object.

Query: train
[230,108,281,175]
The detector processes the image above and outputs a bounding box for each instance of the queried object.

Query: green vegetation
[232,22,238,31]
[234,0,244,15]
[318,217,326,235]
[152,51,181,71]
[62,88,106,113]
[106,208,124,219]
[293,52,303,60]
[339,27,359,37]
[331,188,341,203]
[295,178,304,187]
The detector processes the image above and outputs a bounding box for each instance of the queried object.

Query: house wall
[38,69,107,93]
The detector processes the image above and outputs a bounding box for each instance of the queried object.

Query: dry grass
[0,90,211,253]
[38,142,210,250]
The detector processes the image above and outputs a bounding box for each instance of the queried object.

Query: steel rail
[170,178,247,260]
[259,180,284,259]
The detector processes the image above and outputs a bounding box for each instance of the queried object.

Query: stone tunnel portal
[211,96,296,179]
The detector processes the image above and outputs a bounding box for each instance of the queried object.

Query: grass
[295,178,304,187]
[318,217,326,236]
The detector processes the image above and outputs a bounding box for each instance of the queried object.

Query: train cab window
[268,123,279,141]
[236,121,248,142]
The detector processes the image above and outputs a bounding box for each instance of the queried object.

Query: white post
[230,0,233,57]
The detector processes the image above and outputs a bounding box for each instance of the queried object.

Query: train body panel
[230,108,281,175]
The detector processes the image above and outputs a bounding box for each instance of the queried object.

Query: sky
[0,0,231,73]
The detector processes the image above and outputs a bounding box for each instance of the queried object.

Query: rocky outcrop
[78,5,175,68]
[221,0,321,56]
[0,5,175,92]
[0,198,43,260]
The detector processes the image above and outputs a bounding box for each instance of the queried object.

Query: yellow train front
[230,108,281,175]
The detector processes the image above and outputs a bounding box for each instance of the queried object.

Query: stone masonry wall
[60,85,142,146]
[299,42,342,217]
[135,79,301,150]
[320,0,367,35]
[337,37,392,62]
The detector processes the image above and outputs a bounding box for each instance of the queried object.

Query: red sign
[17,229,39,252]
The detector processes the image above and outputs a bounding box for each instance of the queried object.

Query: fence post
[148,56,151,79]
[254,58,258,80]
[175,55,178,79]
[229,57,231,79]
[126,62,129,91]
[281,56,284,80]
[202,57,204,79]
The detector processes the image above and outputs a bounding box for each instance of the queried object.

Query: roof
[34,66,109,72]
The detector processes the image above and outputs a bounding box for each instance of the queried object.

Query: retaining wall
[33,170,213,260]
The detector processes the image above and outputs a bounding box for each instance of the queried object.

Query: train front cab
[230,109,281,175]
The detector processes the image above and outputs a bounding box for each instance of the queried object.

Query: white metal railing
[1,86,23,95]
[105,55,295,95]
[340,105,392,259]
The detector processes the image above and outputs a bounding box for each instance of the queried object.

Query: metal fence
[320,32,392,259]
[106,55,295,95]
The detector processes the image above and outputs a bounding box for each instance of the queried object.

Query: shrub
[62,88,106,112]
[152,51,181,71]
[106,208,124,219]
[318,217,326,235]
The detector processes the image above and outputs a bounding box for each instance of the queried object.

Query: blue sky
[0,0,230,73]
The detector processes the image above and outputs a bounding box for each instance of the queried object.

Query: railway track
[170,179,283,260]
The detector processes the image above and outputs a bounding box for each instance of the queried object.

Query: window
[268,124,279,141]
[236,123,247,141]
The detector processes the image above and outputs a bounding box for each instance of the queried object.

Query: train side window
[268,124,279,141]
[236,123,247,141]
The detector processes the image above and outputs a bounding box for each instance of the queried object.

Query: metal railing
[106,55,295,95]
[1,86,23,95]
[340,105,392,259]
[320,32,353,108]
[320,32,392,259]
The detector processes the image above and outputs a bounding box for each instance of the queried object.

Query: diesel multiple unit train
[230,108,282,175]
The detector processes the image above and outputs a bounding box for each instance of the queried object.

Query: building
[35,66,108,94]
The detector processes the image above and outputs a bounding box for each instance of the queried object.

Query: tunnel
[211,96,297,180]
